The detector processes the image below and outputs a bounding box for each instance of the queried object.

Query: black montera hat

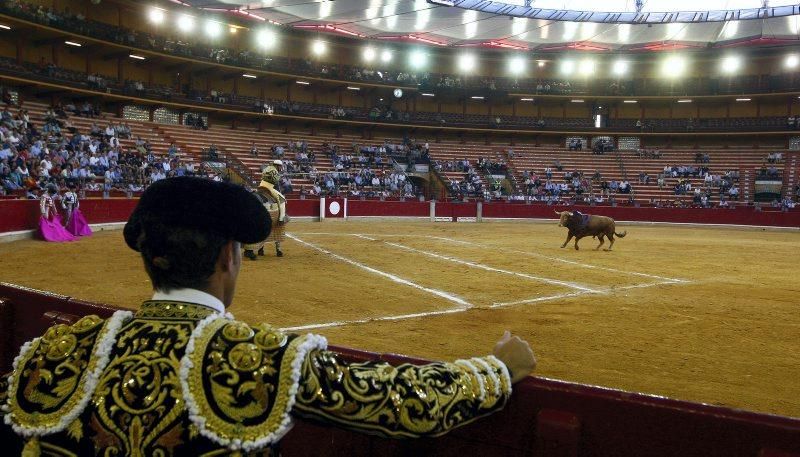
[124,177,270,251]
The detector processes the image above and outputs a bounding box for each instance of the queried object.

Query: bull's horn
[554,210,561,215]
[568,211,574,216]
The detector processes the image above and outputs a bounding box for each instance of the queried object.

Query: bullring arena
[4,0,800,454]
[2,218,798,417]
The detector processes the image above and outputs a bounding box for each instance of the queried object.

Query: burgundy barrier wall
[0,282,798,457]
[2,199,798,236]
[346,199,430,217]
[479,202,800,227]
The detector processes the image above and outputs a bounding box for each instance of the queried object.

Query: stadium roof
[185,0,800,51]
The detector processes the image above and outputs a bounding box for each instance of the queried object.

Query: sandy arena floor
[1,220,798,417]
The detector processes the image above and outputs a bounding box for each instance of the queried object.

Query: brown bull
[555,210,627,251]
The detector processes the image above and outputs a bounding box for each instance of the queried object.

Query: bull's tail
[615,230,627,238]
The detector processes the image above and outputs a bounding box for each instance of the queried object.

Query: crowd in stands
[0,98,200,198]
[1,51,795,133]
[5,0,800,113]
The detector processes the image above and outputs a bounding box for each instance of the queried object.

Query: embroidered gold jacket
[1,301,512,456]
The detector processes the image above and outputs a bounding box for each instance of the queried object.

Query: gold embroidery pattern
[136,301,217,320]
[6,316,105,429]
[293,351,511,438]
[91,317,194,456]
[185,319,301,446]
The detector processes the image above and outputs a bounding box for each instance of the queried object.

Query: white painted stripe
[353,234,377,241]
[491,280,680,308]
[286,234,473,308]
[281,279,687,331]
[430,236,688,283]
[281,307,466,332]
[382,240,599,293]
[289,232,688,283]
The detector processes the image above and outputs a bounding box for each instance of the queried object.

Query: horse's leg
[595,235,605,251]
[561,232,573,248]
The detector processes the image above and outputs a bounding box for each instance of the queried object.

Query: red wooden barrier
[1,282,798,457]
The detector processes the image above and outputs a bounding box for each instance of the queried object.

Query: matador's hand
[493,330,536,384]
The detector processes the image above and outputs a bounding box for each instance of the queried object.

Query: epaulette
[3,311,133,437]
[180,316,326,453]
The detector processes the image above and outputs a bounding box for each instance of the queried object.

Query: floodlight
[149,7,165,24]
[409,50,427,69]
[579,59,595,76]
[312,40,326,56]
[177,14,195,32]
[612,60,629,76]
[256,29,276,48]
[205,20,222,38]
[786,54,799,69]
[661,55,687,78]
[560,59,575,76]
[381,49,393,63]
[458,54,476,72]
[508,56,525,75]
[363,47,376,62]
[721,56,741,74]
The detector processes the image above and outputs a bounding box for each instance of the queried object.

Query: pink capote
[66,208,92,237]
[39,214,76,242]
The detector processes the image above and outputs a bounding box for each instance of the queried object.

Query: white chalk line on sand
[279,279,686,331]
[286,234,473,310]
[290,231,688,284]
[423,235,689,284]
[367,237,598,293]
[491,280,681,308]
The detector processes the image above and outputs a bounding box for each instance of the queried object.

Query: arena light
[721,55,741,74]
[520,98,534,101]
[421,93,435,97]
[537,60,546,68]
[471,96,484,100]
[64,41,82,47]
[571,99,585,103]
[256,29,277,48]
[205,19,222,38]
[296,80,310,85]
[177,14,195,33]
[578,59,595,76]
[363,46,376,62]
[242,74,257,79]
[347,86,360,91]
[409,49,428,69]
[148,7,165,25]
[458,53,477,73]
[677,99,692,103]
[623,100,638,103]
[129,54,146,60]
[560,59,575,76]
[612,60,629,76]
[312,40,326,56]
[229,26,238,34]
[381,49,393,63]
[661,55,687,78]
[508,56,526,75]
[736,98,751,102]
[785,54,799,69]
[0,24,11,31]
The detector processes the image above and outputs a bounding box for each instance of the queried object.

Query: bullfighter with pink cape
[63,185,92,237]
[39,186,75,242]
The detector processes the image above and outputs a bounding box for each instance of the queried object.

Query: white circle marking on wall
[329,201,341,215]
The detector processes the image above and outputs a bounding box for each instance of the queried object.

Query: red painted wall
[0,282,799,457]
[2,199,798,235]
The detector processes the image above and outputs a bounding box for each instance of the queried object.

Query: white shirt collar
[151,288,226,314]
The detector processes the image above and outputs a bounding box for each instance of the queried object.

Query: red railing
[0,282,798,456]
